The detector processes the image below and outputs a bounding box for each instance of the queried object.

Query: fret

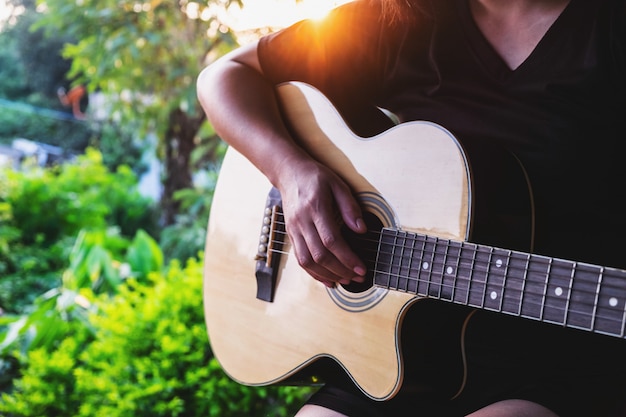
[405,232,419,294]
[452,241,472,305]
[387,231,399,290]
[451,241,463,303]
[415,234,430,296]
[396,230,409,291]
[499,250,512,312]
[427,236,440,298]
[480,247,494,309]
[464,242,479,307]
[415,236,424,293]
[439,239,452,300]
[520,255,550,320]
[374,228,394,289]
[539,258,552,321]
[567,263,601,331]
[588,266,626,337]
[393,231,406,291]
[412,235,442,299]
[399,231,410,291]
[501,251,528,316]
[483,247,509,312]
[373,229,626,341]
[542,258,573,326]
[442,240,462,303]
[563,262,575,329]
[466,244,490,309]
[590,266,603,332]
[395,231,409,292]
[431,236,454,300]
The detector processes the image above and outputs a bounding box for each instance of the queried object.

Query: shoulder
[257,0,435,51]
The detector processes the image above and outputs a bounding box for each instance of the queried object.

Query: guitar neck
[374,227,626,339]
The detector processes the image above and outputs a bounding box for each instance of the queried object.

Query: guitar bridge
[254,187,285,302]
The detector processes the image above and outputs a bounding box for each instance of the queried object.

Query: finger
[310,215,366,280]
[332,182,367,235]
[290,226,363,285]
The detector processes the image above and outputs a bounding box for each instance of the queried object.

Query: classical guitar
[203,81,626,401]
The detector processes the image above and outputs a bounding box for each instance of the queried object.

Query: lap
[297,304,626,417]
[296,399,558,417]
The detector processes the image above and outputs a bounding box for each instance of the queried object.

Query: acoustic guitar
[202,81,626,401]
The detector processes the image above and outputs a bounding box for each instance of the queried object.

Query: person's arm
[197,41,367,287]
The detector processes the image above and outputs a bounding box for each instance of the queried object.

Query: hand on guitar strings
[277,158,368,288]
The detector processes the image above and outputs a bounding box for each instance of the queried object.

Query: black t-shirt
[256,2,626,414]
[259,0,626,268]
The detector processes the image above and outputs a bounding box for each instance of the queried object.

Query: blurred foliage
[0,106,91,152]
[34,0,242,224]
[0,31,30,100]
[0,256,313,416]
[0,141,313,416]
[91,122,148,176]
[0,228,162,360]
[34,0,240,136]
[159,137,227,262]
[9,10,73,98]
[1,148,156,243]
[0,21,91,151]
[0,1,316,415]
[0,12,146,177]
[159,186,214,263]
[0,148,158,314]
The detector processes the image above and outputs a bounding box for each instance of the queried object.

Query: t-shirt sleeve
[257,0,403,134]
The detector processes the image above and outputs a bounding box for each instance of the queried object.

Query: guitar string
[265,219,626,301]
[262,220,626,331]
[265,220,626,301]
[262,243,626,334]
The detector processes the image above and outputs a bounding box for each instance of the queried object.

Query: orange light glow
[225,0,354,31]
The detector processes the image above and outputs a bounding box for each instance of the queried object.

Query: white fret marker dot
[610,297,619,307]
[555,287,563,297]
[422,262,429,270]
[446,266,453,275]
[496,259,503,268]
[490,291,498,300]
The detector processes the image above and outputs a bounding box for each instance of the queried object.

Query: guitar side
[203,82,473,400]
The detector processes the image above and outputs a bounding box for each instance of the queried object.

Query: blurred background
[0,1,349,415]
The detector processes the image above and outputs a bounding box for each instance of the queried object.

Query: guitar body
[203,82,528,400]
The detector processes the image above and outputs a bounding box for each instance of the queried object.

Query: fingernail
[354,266,366,276]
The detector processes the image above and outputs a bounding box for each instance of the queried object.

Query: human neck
[470,0,570,15]
[469,0,571,70]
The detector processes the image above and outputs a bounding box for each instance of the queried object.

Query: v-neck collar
[457,0,580,81]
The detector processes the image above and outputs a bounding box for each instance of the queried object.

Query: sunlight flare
[226,0,353,31]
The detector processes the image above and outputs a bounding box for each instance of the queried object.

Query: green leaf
[126,230,163,279]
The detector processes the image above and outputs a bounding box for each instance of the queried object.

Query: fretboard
[373,227,626,339]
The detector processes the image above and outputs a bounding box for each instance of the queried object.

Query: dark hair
[374,0,429,25]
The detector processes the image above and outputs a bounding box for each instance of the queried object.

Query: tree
[0,3,94,150]
[11,10,73,98]
[35,0,242,224]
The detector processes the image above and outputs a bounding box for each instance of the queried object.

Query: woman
[197,1,626,415]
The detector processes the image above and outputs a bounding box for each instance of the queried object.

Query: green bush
[159,185,213,263]
[0,141,313,416]
[0,257,313,416]
[0,226,166,394]
[2,148,156,244]
[0,148,158,313]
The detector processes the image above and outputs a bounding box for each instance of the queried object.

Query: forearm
[196,45,311,189]
[197,42,366,286]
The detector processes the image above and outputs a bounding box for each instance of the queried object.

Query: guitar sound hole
[341,211,383,294]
